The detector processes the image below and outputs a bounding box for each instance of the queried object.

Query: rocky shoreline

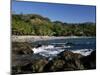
[12,42,96,74]
[11,36,95,42]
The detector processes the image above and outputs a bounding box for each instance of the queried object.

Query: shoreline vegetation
[12,14,96,37]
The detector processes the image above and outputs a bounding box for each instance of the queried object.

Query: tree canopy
[12,14,96,36]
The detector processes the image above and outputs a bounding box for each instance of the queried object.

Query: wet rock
[63,58,84,71]
[58,50,83,60]
[58,51,84,70]
[35,43,42,48]
[12,42,33,55]
[80,50,96,69]
[12,48,96,74]
[65,42,75,46]
[32,59,48,73]
[44,58,65,72]
[12,55,33,74]
[12,58,48,74]
[44,51,84,72]
[12,54,48,74]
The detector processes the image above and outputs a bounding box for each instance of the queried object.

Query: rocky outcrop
[43,50,96,72]
[12,42,34,74]
[12,54,48,74]
[32,59,48,73]
[58,50,83,60]
[43,58,65,72]
[44,51,84,72]
[59,51,84,70]
[12,42,33,55]
[12,48,96,74]
[80,50,96,69]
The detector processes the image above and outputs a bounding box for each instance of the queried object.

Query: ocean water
[32,37,96,58]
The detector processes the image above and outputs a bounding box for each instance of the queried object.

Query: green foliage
[12,14,96,36]
[12,16,33,35]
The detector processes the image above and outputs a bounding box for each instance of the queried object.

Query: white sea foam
[32,45,64,57]
[32,45,94,57]
[71,49,94,56]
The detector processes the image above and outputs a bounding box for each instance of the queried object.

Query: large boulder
[80,50,96,69]
[44,50,84,72]
[12,55,33,74]
[32,59,48,73]
[58,51,84,70]
[12,54,48,74]
[12,42,33,55]
[58,50,83,60]
[44,58,65,72]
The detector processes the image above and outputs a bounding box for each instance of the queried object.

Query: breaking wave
[32,45,94,57]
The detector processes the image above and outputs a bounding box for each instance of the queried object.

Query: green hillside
[12,14,96,36]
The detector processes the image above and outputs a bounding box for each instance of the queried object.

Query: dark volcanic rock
[12,46,96,74]
[80,50,96,69]
[32,59,48,73]
[12,54,48,74]
[12,42,33,55]
[44,51,84,72]
[35,43,42,48]
[12,42,34,74]
[44,58,65,72]
[12,55,33,74]
[58,50,83,60]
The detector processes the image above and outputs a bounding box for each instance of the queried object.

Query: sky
[12,1,96,23]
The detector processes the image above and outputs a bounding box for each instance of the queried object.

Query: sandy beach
[11,35,95,42]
